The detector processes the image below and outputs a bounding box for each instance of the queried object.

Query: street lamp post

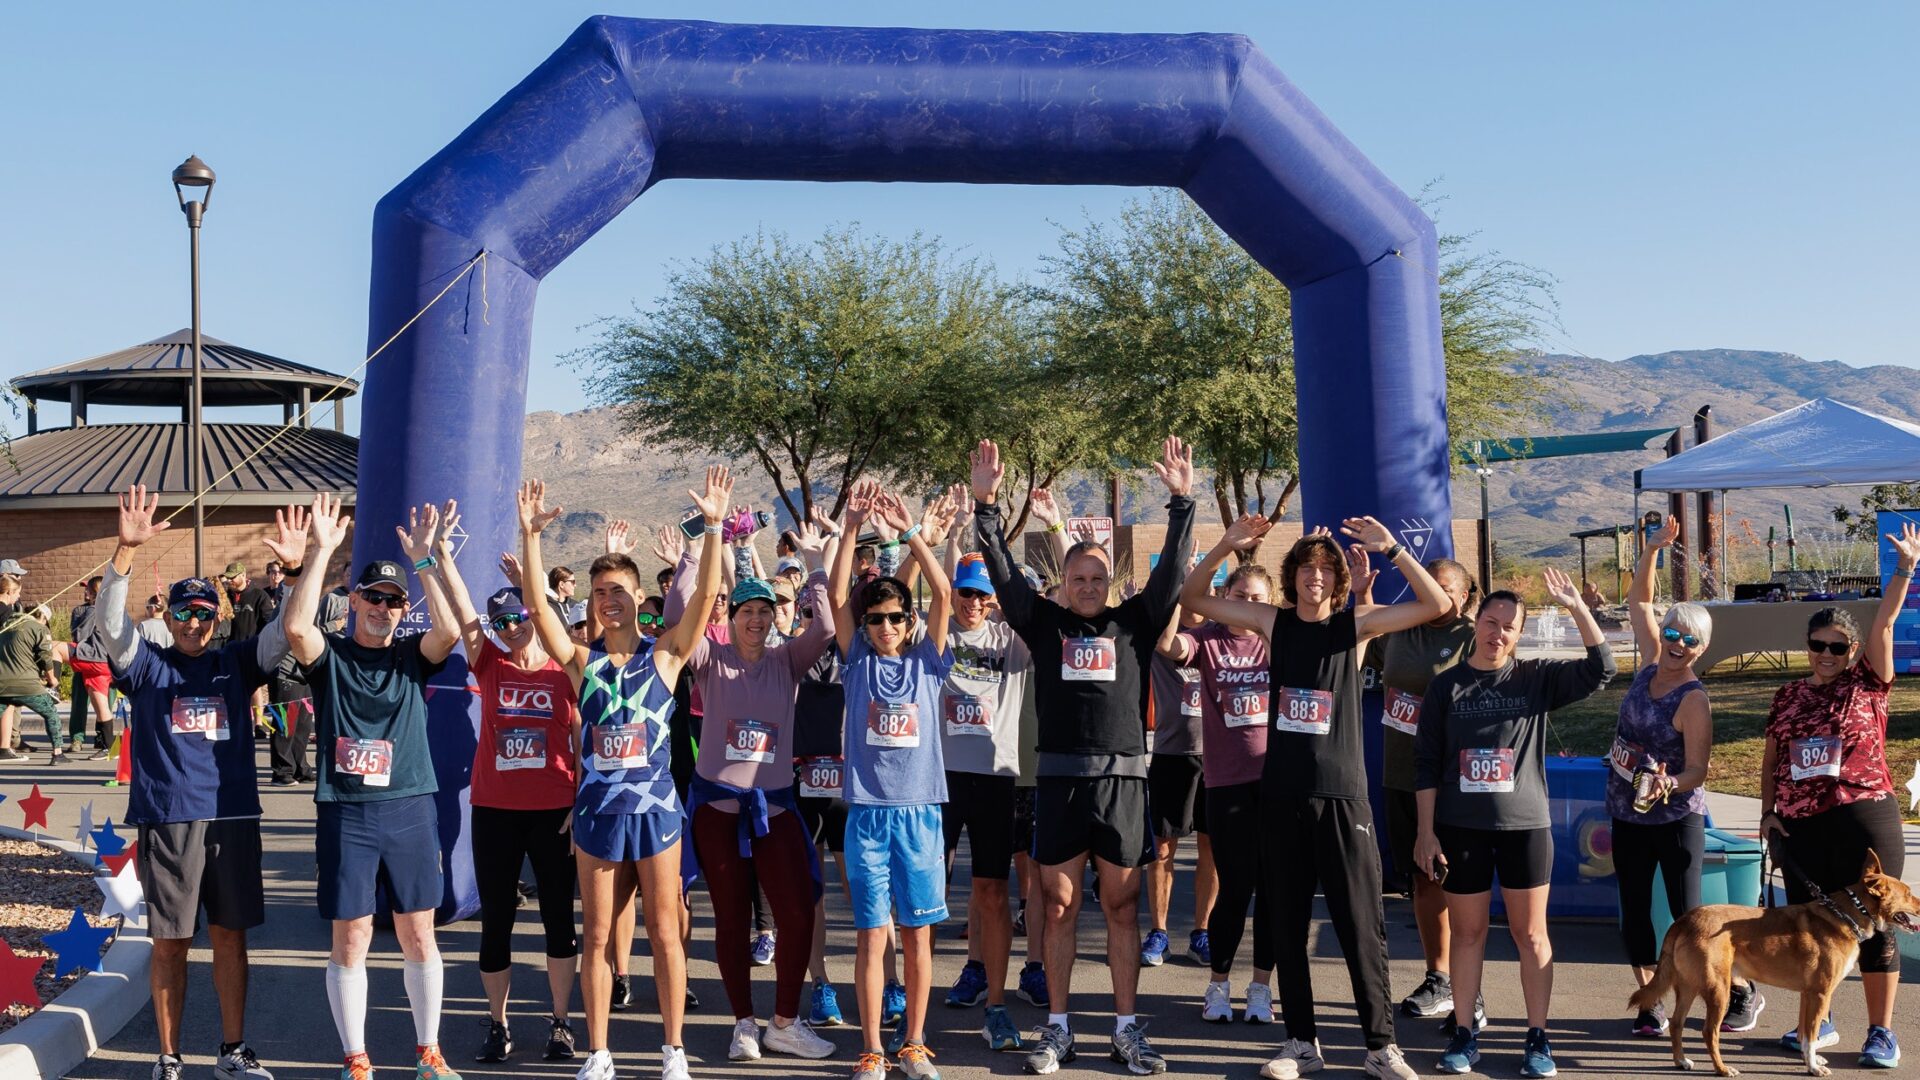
[172,155,215,577]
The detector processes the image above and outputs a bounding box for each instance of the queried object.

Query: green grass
[1548,657,1920,823]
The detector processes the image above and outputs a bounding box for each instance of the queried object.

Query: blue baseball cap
[953,560,995,596]
[729,577,777,610]
[486,587,530,620]
[166,577,221,610]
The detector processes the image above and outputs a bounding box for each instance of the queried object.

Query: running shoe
[898,1042,940,1080]
[946,959,988,1008]
[414,1044,461,1080]
[728,1018,763,1061]
[662,1044,690,1080]
[476,1019,513,1063]
[1013,904,1027,937]
[751,932,777,966]
[885,1017,909,1056]
[1017,962,1049,1008]
[811,982,847,1027]
[1435,1028,1479,1075]
[1110,1022,1166,1076]
[1187,929,1212,966]
[983,1004,1023,1051]
[1140,928,1170,967]
[1721,983,1766,1033]
[340,1055,374,1080]
[1632,1005,1668,1038]
[545,1017,577,1061]
[214,1042,274,1078]
[1202,978,1233,1023]
[852,1050,890,1080]
[1438,994,1486,1036]
[685,985,700,1010]
[1245,982,1275,1025]
[1364,1045,1419,1080]
[1400,969,1454,1018]
[574,1048,615,1080]
[882,981,907,1026]
[763,1019,836,1059]
[1781,1018,1840,1053]
[1023,1024,1075,1075]
[153,1056,185,1080]
[1259,1037,1325,1079]
[1520,1027,1557,1078]
[611,973,632,1011]
[1861,1026,1901,1069]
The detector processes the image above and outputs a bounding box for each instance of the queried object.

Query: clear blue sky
[4,1,1915,432]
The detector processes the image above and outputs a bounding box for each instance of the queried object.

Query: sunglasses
[957,588,992,600]
[168,606,214,623]
[490,613,529,631]
[635,612,663,629]
[863,611,911,627]
[358,590,409,609]
[1806,638,1852,656]
[1660,627,1700,648]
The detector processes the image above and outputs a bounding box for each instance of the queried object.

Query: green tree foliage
[1833,483,1920,540]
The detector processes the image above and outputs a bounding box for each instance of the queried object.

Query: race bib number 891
[1062,637,1117,682]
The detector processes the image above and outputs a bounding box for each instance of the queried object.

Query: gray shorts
[136,818,266,940]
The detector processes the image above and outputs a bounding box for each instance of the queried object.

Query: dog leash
[1766,836,1874,943]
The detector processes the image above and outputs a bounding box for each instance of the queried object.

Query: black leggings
[1612,812,1705,967]
[1205,781,1272,976]
[472,805,579,973]
[1775,796,1906,974]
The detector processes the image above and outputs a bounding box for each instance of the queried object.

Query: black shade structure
[13,330,359,421]
[0,423,358,509]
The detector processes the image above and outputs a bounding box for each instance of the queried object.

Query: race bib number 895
[1459,747,1516,793]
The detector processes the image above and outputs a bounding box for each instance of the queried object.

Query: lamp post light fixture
[172,155,214,577]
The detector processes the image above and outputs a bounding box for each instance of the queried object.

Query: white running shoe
[1261,1037,1325,1079]
[728,1019,763,1061]
[1245,982,1275,1025]
[1202,979,1234,1023]
[762,1018,836,1059]
[661,1044,690,1080]
[1364,1044,1419,1080]
[576,1048,617,1080]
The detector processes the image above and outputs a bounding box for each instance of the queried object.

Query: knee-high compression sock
[402,956,445,1046]
[325,961,368,1056]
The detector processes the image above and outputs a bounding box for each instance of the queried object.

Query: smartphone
[678,511,706,541]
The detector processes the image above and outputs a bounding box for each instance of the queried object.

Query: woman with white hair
[1610,518,1757,1037]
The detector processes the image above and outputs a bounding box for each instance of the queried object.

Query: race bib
[334,737,393,786]
[1381,687,1421,737]
[594,723,646,771]
[1178,669,1204,717]
[943,693,993,737]
[1608,735,1650,782]
[169,696,229,741]
[724,718,777,764]
[1273,687,1333,735]
[1221,686,1270,729]
[1459,747,1516,793]
[1062,637,1117,682]
[1788,735,1842,781]
[797,755,844,799]
[494,726,547,772]
[866,701,921,749]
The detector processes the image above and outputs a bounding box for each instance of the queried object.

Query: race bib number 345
[334,737,394,787]
[1062,637,1117,682]
[1273,687,1333,735]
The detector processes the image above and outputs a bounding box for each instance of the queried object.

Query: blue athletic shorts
[316,794,443,920]
[846,804,948,930]
[574,806,685,864]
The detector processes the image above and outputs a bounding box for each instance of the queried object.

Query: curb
[0,823,152,1080]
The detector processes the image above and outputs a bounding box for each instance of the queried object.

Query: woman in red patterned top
[1759,522,1917,1066]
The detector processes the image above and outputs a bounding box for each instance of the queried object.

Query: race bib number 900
[866,701,921,749]
[1459,747,1517,793]
[1062,637,1117,682]
[1788,735,1842,781]
[1381,687,1422,737]
[334,737,394,787]
[1273,687,1333,735]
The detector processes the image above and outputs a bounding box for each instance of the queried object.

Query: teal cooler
[1491,756,1620,919]
[1648,828,1765,945]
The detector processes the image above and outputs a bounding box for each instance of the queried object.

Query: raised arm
[1155,605,1196,663]
[969,439,1042,630]
[1346,544,1378,607]
[1027,487,1072,568]
[393,501,463,664]
[1137,435,1197,630]
[1628,517,1678,662]
[1539,566,1618,705]
[248,502,311,672]
[658,466,733,666]
[942,485,972,584]
[102,485,172,671]
[518,480,579,673]
[656,525,696,630]
[1180,514,1278,639]
[1867,522,1919,683]
[1345,516,1450,642]
[878,488,952,653]
[284,493,350,666]
[428,504,490,660]
[829,480,877,656]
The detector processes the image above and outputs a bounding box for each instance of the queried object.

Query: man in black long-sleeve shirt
[969,436,1194,1076]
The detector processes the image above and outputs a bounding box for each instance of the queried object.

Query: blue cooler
[1492,756,1620,920]
[1648,828,1765,945]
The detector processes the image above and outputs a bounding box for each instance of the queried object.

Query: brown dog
[1627,850,1920,1077]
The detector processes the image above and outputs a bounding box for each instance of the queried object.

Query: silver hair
[1662,601,1713,650]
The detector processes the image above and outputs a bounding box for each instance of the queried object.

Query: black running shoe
[544,1016,576,1061]
[611,973,632,1011]
[475,1019,512,1063]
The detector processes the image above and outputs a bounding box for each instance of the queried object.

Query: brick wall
[0,505,351,616]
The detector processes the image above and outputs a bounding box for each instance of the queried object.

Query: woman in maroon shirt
[1760,522,1917,1065]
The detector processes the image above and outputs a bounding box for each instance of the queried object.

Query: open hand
[1221,513,1273,553]
[1028,487,1063,528]
[969,440,1004,505]
[1888,521,1920,572]
[1542,565,1582,608]
[919,489,958,548]
[651,523,685,567]
[605,520,635,556]
[309,493,351,551]
[117,485,171,549]
[1648,517,1681,551]
[433,500,461,554]
[872,489,915,534]
[1346,543,1378,598]
[395,503,441,562]
[261,502,310,568]
[498,552,524,589]
[845,479,879,529]
[1151,435,1194,498]
[518,480,562,535]
[689,465,734,523]
[1338,516,1397,554]
[794,520,829,556]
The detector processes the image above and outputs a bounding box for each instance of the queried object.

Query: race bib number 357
[1062,637,1117,682]
[334,737,394,787]
[1459,747,1517,793]
[1273,687,1333,735]
[170,696,230,741]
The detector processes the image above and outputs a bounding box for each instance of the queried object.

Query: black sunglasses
[358,590,409,609]
[957,587,992,600]
[490,613,529,631]
[863,611,911,627]
[1806,638,1852,656]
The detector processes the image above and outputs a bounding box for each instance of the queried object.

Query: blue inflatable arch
[359,17,1451,916]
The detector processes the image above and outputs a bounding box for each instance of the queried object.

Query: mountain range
[522,348,1920,572]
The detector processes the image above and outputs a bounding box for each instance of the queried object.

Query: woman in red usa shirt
[1759,521,1918,1067]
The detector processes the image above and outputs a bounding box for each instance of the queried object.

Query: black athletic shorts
[1384,788,1420,881]
[136,818,266,940]
[1146,753,1206,839]
[798,794,847,852]
[1032,775,1153,869]
[1435,823,1554,895]
[1013,786,1036,856]
[942,770,1017,880]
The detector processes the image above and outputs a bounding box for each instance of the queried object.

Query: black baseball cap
[354,560,409,595]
